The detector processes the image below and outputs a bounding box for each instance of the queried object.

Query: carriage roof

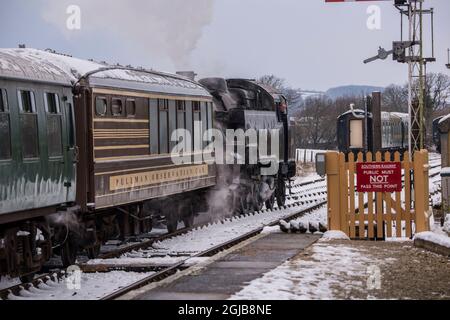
[0,48,211,98]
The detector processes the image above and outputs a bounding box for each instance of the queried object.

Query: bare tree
[383,84,408,113]
[257,74,303,112]
[257,75,286,91]
[293,95,366,150]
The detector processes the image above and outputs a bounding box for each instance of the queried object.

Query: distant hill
[325,85,385,99]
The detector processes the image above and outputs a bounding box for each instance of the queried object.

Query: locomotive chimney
[176,71,197,81]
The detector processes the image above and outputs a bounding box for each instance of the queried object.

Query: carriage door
[349,120,364,149]
[44,88,75,204]
[62,89,77,203]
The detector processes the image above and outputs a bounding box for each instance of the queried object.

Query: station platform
[131,232,320,300]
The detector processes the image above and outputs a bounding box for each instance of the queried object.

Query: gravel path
[232,240,449,300]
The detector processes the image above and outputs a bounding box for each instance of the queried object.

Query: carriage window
[193,101,201,113]
[126,99,136,117]
[176,100,186,112]
[18,90,39,158]
[192,101,202,151]
[112,98,123,117]
[46,92,63,157]
[44,92,60,114]
[0,89,11,160]
[159,99,169,112]
[159,99,169,154]
[95,97,107,116]
[18,90,36,113]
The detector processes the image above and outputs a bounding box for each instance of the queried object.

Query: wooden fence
[326,150,431,240]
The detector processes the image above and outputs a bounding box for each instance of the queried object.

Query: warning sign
[356,162,402,193]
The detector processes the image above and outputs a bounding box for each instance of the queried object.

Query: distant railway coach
[337,109,409,155]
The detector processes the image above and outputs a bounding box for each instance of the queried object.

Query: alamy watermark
[66,5,81,30]
[367,5,381,31]
[367,265,382,290]
[169,124,281,176]
[66,265,82,290]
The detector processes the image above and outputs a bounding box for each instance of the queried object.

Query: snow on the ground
[320,231,350,241]
[7,272,151,300]
[261,226,282,234]
[123,198,327,258]
[442,215,450,235]
[230,242,390,300]
[414,231,450,249]
[291,206,327,227]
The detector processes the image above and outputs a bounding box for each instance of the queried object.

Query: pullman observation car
[337,109,409,154]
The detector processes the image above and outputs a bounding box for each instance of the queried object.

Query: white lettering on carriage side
[66,5,81,30]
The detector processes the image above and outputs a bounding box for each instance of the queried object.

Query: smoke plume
[41,0,215,69]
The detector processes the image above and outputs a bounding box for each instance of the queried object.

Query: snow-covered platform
[121,230,449,300]
[131,232,321,300]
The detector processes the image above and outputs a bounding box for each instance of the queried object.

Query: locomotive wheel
[166,216,178,234]
[265,193,276,210]
[276,180,287,208]
[253,197,264,212]
[60,237,78,267]
[87,244,101,259]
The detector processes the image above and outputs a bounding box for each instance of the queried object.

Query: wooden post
[326,152,341,232]
[348,153,356,239]
[357,152,365,239]
[339,153,349,235]
[375,152,384,239]
[414,150,429,233]
[384,151,393,238]
[367,152,375,239]
[404,152,412,238]
[394,152,402,237]
[423,150,430,220]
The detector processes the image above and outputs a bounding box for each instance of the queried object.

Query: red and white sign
[356,162,402,193]
[325,0,383,2]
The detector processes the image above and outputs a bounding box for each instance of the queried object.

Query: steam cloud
[41,0,215,69]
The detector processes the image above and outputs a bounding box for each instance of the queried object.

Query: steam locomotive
[0,48,295,280]
[337,109,409,154]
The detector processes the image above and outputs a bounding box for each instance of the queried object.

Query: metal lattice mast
[407,0,426,153]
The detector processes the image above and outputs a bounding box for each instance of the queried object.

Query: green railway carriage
[0,70,77,221]
[0,48,216,279]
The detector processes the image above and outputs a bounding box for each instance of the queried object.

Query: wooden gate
[326,150,431,240]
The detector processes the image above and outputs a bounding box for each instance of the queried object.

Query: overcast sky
[0,0,449,91]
